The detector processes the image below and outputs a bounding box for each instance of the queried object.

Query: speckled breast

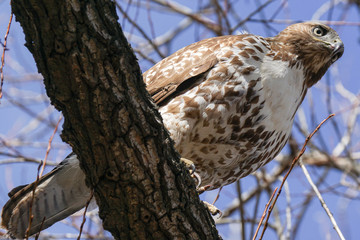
[159,37,305,189]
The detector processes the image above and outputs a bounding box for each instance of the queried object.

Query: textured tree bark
[11,0,220,239]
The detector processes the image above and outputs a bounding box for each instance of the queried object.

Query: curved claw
[192,171,202,188]
[180,157,202,188]
[189,163,196,175]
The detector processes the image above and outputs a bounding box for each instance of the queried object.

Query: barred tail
[1,154,92,239]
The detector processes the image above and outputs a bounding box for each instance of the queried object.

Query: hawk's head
[272,22,344,87]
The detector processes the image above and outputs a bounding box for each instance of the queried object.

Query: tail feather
[1,153,91,238]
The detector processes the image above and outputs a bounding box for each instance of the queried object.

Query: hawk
[1,22,343,238]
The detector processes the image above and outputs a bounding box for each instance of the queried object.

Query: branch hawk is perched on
[1,22,343,238]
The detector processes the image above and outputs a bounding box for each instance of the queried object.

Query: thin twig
[40,115,63,177]
[231,0,275,32]
[212,186,223,205]
[25,114,63,238]
[292,168,330,238]
[212,0,231,34]
[259,114,335,239]
[220,161,292,219]
[283,178,292,239]
[0,157,57,165]
[249,180,261,239]
[248,18,360,26]
[299,159,345,240]
[252,187,277,240]
[0,12,13,99]
[116,2,166,59]
[34,217,46,240]
[77,190,94,240]
[236,180,246,240]
[151,0,222,34]
[4,94,57,128]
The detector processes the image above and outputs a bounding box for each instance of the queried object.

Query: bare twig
[77,190,94,240]
[236,180,246,240]
[34,217,46,240]
[283,177,292,239]
[39,115,62,177]
[0,157,57,165]
[299,159,345,240]
[231,0,275,32]
[0,12,13,99]
[151,0,222,34]
[25,114,63,238]
[259,114,335,239]
[252,187,277,240]
[116,2,166,59]
[248,18,360,26]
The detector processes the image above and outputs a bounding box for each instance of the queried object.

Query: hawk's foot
[180,157,195,174]
[180,157,202,188]
[202,201,222,217]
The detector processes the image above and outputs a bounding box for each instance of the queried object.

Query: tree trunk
[11,0,220,239]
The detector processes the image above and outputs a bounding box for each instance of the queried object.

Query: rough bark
[11,0,220,239]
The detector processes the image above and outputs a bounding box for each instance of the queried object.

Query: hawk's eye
[313,26,327,37]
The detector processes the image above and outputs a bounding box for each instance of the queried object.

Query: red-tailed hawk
[1,22,343,238]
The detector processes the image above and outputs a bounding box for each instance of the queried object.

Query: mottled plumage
[144,22,343,189]
[1,22,343,238]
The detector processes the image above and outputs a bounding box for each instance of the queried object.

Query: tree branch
[11,0,220,239]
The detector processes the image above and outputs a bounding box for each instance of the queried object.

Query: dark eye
[313,26,327,37]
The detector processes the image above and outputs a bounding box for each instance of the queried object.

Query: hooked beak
[330,40,344,63]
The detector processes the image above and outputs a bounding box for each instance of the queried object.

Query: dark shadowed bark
[11,0,220,239]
